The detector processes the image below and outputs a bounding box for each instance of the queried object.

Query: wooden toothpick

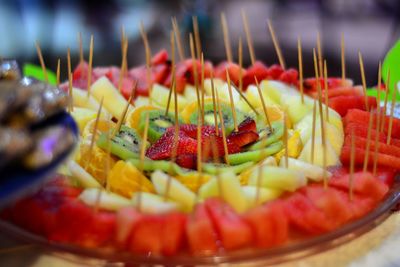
[140,21,153,105]
[118,39,128,94]
[341,32,346,82]
[372,63,381,176]
[137,113,150,211]
[241,9,256,65]
[172,17,185,62]
[221,12,233,63]
[311,99,317,164]
[216,91,229,164]
[165,31,176,116]
[226,69,238,132]
[192,16,202,60]
[238,37,244,92]
[56,58,60,86]
[113,82,136,136]
[323,60,330,121]
[381,69,390,132]
[362,111,374,172]
[387,78,397,145]
[189,33,202,119]
[283,113,289,168]
[210,72,219,136]
[78,32,84,64]
[67,48,73,112]
[317,32,323,79]
[86,97,104,169]
[35,41,48,82]
[267,19,286,70]
[255,77,272,130]
[349,128,356,201]
[358,51,369,111]
[298,36,304,103]
[200,53,205,124]
[87,34,94,96]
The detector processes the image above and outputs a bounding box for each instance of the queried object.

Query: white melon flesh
[79,188,131,211]
[279,157,332,182]
[183,84,198,101]
[247,166,306,192]
[198,171,249,213]
[203,78,225,96]
[90,77,130,119]
[131,192,180,214]
[280,95,313,124]
[67,160,101,188]
[241,186,282,207]
[245,85,276,109]
[260,80,297,104]
[150,83,188,111]
[151,170,196,212]
[298,137,341,167]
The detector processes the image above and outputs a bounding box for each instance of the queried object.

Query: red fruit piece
[127,64,170,98]
[128,215,163,255]
[328,171,389,202]
[227,130,259,148]
[201,135,241,160]
[303,77,353,91]
[375,167,397,187]
[329,95,377,116]
[179,124,220,139]
[72,61,90,89]
[334,189,375,219]
[205,198,253,251]
[309,86,364,99]
[161,213,188,256]
[266,64,284,80]
[146,130,197,160]
[301,185,353,228]
[175,153,197,169]
[343,135,400,158]
[284,192,333,234]
[151,49,169,65]
[243,200,288,248]
[242,61,269,89]
[278,68,298,85]
[186,203,219,255]
[116,207,142,247]
[214,61,245,86]
[238,117,257,133]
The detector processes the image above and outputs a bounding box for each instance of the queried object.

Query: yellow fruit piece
[175,172,213,192]
[125,105,160,131]
[76,139,117,184]
[90,76,131,119]
[238,157,277,185]
[245,85,276,109]
[151,83,188,111]
[71,107,97,133]
[242,186,282,207]
[181,97,229,123]
[82,119,116,140]
[72,87,112,117]
[79,188,131,211]
[108,161,155,198]
[275,130,303,163]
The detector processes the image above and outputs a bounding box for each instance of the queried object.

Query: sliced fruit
[67,160,102,188]
[245,84,276,109]
[298,137,341,167]
[275,130,303,163]
[90,76,131,119]
[259,80,298,104]
[248,121,284,150]
[107,161,155,198]
[202,161,254,176]
[175,172,213,192]
[82,118,115,140]
[71,107,99,133]
[79,188,131,211]
[238,156,277,185]
[72,87,111,116]
[161,212,188,256]
[138,110,182,142]
[127,158,184,176]
[247,166,306,192]
[151,170,196,212]
[116,207,142,246]
[279,157,332,182]
[131,192,181,214]
[125,105,160,131]
[227,141,283,165]
[150,83,188,111]
[128,215,163,254]
[241,186,282,207]
[329,95,377,116]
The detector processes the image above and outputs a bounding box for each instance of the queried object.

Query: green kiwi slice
[227,141,283,165]
[138,110,182,143]
[189,102,247,134]
[97,126,143,160]
[247,121,284,151]
[202,161,254,175]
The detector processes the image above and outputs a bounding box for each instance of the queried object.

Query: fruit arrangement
[1,18,400,263]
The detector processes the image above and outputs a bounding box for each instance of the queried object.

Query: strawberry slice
[227,130,259,147]
[175,153,197,169]
[151,49,169,65]
[266,64,284,80]
[214,61,245,86]
[201,135,241,160]
[238,117,257,133]
[179,124,220,139]
[278,68,298,85]
[242,61,269,89]
[146,130,197,160]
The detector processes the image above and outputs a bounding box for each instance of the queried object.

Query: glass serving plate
[0,176,399,266]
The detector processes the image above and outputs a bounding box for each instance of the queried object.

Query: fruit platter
[1,17,400,266]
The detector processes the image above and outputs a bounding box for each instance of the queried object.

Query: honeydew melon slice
[79,188,131,211]
[131,192,181,214]
[279,157,332,182]
[298,137,341,167]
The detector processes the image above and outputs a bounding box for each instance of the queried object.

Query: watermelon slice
[243,200,288,248]
[344,123,400,148]
[303,77,353,91]
[205,198,253,250]
[309,86,363,99]
[128,215,163,254]
[161,212,187,256]
[329,95,377,116]
[343,135,400,158]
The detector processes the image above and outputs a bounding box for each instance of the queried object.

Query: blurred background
[0,0,399,85]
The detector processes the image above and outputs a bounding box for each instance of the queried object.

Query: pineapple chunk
[131,192,180,214]
[71,107,97,133]
[67,160,102,188]
[150,83,188,111]
[298,137,341,167]
[198,171,249,213]
[245,84,276,109]
[90,77,131,119]
[241,186,282,207]
[279,157,332,182]
[248,166,306,192]
[79,188,131,211]
[151,170,196,212]
[72,87,111,117]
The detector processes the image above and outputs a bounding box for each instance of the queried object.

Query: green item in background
[381,39,400,101]
[23,63,57,85]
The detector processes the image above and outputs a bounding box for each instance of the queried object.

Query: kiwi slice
[189,102,247,134]
[138,110,182,142]
[247,121,284,151]
[227,141,283,165]
[202,161,254,175]
[97,126,143,160]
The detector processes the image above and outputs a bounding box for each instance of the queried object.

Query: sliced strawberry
[214,61,245,86]
[151,49,169,65]
[242,61,269,89]
[201,135,241,160]
[179,124,219,139]
[205,198,253,251]
[266,64,284,80]
[175,153,197,169]
[145,130,197,160]
[278,68,298,85]
[128,64,170,97]
[237,117,257,133]
[227,130,259,147]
